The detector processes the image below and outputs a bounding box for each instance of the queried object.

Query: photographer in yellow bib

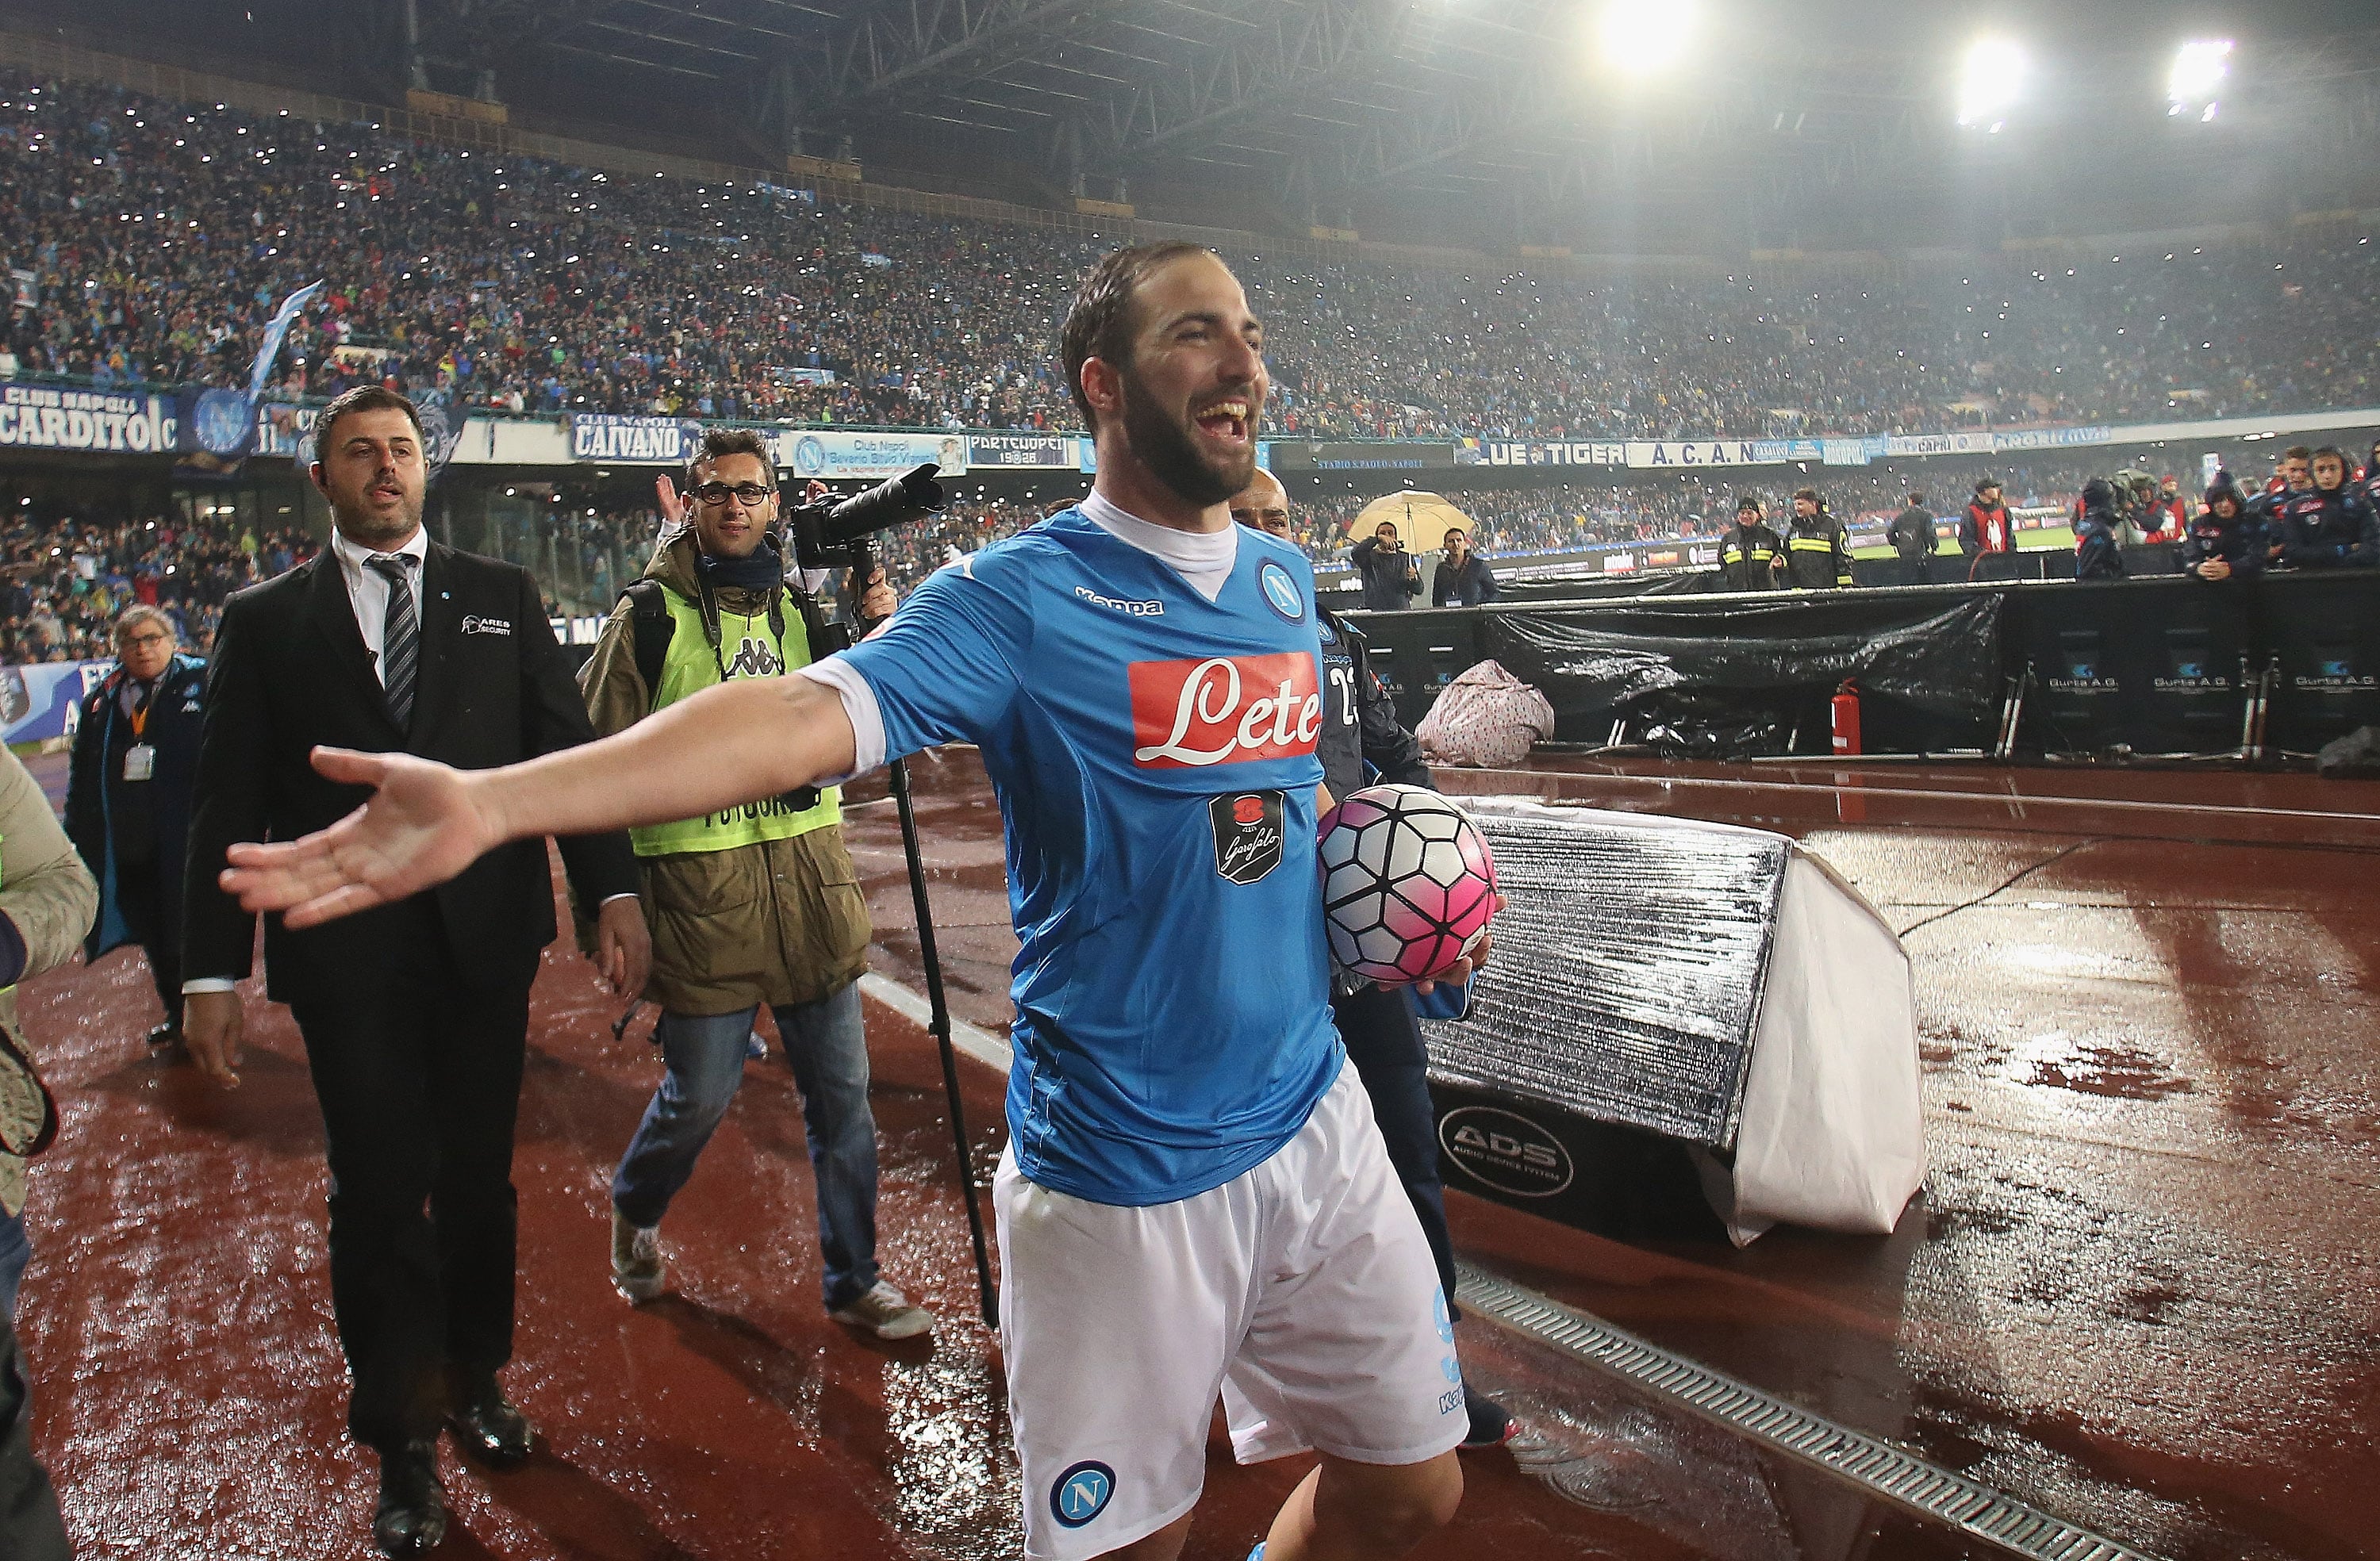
[577,428,928,1339]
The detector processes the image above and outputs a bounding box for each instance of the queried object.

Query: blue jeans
[0,1212,25,1322]
[611,982,880,1312]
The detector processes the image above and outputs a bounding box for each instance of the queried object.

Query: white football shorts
[995,1057,1465,1560]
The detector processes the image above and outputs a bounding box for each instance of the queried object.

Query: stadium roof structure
[15,0,2380,251]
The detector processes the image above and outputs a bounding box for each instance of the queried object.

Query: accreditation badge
[122,743,155,782]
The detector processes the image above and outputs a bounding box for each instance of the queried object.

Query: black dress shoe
[144,1022,182,1054]
[447,1383,534,1468]
[372,1440,447,1557]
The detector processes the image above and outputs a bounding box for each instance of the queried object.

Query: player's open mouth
[1193,399,1252,445]
[370,481,404,501]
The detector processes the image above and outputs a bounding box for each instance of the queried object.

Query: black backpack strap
[620,579,675,696]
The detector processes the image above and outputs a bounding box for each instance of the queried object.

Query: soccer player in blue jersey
[215,243,1469,1561]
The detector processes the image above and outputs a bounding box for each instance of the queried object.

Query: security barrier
[1348,569,2380,761]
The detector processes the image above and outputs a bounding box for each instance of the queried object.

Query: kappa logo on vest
[1128,653,1321,769]
[1208,789,1284,884]
[724,635,785,679]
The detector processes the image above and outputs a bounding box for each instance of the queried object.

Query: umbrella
[1353,492,1474,550]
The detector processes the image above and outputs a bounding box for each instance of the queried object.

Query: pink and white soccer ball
[1318,784,1499,985]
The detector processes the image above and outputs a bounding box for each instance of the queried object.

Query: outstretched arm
[221,673,856,928]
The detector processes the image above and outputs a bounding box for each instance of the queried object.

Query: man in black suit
[179,386,649,1558]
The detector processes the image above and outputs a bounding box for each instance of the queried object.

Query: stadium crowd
[3,68,2378,445]
[0,503,308,663]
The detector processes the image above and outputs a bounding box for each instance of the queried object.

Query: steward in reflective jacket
[1715,497,1783,592]
[1779,489,1855,589]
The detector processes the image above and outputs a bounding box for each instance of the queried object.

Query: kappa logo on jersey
[724,635,785,679]
[1129,653,1322,769]
[1075,585,1165,616]
[1209,789,1284,884]
[1257,559,1305,623]
[1050,1461,1116,1528]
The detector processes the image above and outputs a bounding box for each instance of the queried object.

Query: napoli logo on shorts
[1257,560,1304,623]
[1432,1287,1454,1344]
[1050,1460,1116,1528]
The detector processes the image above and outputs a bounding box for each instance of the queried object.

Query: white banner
[0,383,175,454]
[778,429,966,480]
[1883,431,1998,458]
[1624,439,1772,470]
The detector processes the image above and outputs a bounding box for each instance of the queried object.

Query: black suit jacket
[181,543,639,1006]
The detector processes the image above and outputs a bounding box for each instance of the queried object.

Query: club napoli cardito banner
[779,430,966,480]
[0,383,177,454]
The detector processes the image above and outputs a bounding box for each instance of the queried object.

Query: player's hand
[2198,558,2231,581]
[655,474,685,528]
[594,896,651,997]
[1415,894,1506,995]
[802,479,831,505]
[183,989,244,1089]
[219,748,503,927]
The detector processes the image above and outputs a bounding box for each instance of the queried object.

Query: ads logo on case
[1129,654,1321,769]
[1257,560,1305,623]
[1208,789,1285,884]
[1050,1461,1115,1528]
[1438,1106,1574,1198]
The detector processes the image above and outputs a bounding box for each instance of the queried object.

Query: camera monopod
[793,465,998,1330]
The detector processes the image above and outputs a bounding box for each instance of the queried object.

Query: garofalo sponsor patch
[1438,1105,1574,1198]
[1207,790,1284,884]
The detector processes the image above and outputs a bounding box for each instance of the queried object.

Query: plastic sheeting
[1424,797,1923,1242]
[1422,798,1789,1148]
[1482,593,2004,755]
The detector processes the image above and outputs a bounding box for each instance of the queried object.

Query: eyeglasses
[693,481,775,508]
[121,631,171,649]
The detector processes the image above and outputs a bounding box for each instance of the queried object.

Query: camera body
[783,462,946,573]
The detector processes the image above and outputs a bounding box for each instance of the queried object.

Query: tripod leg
[888,755,1000,1329]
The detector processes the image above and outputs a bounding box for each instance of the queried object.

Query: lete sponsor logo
[1438,1105,1574,1198]
[1129,653,1321,768]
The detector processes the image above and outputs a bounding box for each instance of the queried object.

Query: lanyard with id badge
[122,686,156,783]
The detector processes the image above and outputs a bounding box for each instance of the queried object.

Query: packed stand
[2,69,2378,446]
[0,504,308,663]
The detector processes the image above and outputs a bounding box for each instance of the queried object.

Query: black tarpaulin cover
[1480,593,2003,751]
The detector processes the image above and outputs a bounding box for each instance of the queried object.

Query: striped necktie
[367,553,420,729]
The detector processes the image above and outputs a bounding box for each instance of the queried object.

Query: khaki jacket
[0,746,100,1215]
[578,532,870,1017]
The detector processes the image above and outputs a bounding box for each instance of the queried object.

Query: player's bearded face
[1119,360,1261,506]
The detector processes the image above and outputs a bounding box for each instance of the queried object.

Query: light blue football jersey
[834,504,1341,1206]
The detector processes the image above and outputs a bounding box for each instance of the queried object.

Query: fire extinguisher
[1831,678,1862,757]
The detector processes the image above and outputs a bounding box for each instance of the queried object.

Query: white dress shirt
[328,523,430,685]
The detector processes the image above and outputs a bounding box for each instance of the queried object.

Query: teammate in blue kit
[214,243,1471,1561]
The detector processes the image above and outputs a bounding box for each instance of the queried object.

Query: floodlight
[1955,38,2026,131]
[1596,0,1696,75]
[2168,38,2232,115]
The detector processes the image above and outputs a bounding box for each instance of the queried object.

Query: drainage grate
[1457,1264,2168,1561]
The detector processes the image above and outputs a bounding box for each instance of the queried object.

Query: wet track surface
[12,748,2378,1558]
